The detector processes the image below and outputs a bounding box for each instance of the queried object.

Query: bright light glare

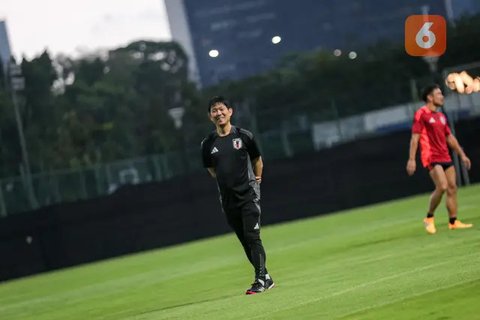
[348,51,357,59]
[271,36,282,44]
[209,49,219,58]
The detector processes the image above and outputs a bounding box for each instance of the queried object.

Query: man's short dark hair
[208,96,232,112]
[421,84,441,102]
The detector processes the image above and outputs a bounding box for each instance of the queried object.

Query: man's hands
[407,156,471,176]
[406,159,416,176]
[461,155,471,170]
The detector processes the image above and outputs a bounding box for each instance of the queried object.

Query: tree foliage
[0,41,202,176]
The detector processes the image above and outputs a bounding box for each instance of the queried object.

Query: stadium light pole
[7,62,38,209]
[168,94,188,174]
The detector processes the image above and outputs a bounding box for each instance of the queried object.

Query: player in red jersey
[406,84,473,234]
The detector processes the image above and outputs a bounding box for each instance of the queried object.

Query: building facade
[0,21,12,75]
[165,0,476,87]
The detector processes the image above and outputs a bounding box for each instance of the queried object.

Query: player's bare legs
[444,166,457,218]
[422,165,447,234]
[445,165,473,230]
[428,165,448,215]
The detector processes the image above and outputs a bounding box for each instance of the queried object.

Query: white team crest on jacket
[440,116,446,125]
[232,138,242,150]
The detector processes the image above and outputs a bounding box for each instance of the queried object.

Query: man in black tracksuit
[201,96,274,295]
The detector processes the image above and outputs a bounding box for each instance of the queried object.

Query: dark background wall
[1,117,479,282]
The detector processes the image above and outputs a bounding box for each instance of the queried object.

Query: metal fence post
[0,180,7,217]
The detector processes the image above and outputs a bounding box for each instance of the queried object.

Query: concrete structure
[0,21,12,75]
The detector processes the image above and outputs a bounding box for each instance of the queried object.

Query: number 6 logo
[416,22,435,49]
[405,15,446,57]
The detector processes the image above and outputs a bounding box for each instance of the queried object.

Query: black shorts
[427,161,454,171]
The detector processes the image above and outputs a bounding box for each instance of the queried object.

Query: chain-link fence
[1,91,479,217]
[0,151,201,217]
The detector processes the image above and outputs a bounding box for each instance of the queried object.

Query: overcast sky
[0,0,172,60]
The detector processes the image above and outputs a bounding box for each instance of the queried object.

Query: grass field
[1,185,479,320]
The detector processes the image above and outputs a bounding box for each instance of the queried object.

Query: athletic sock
[426,213,434,218]
[449,217,457,225]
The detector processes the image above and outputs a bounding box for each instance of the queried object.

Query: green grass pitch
[1,184,479,319]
